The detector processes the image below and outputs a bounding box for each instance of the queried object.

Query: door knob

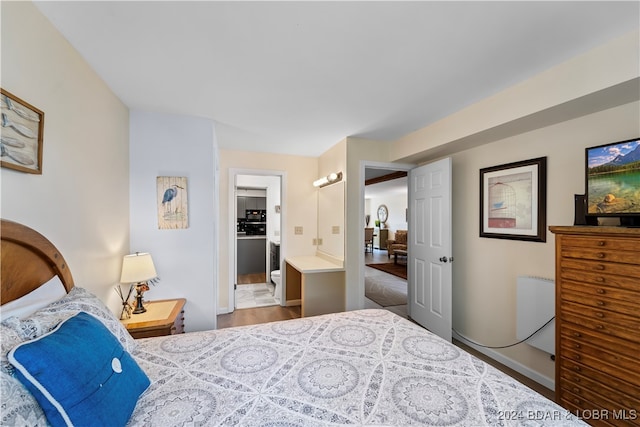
[439,256,448,263]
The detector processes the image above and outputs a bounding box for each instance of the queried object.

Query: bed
[1,219,586,426]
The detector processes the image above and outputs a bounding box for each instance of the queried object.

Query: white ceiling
[34,1,639,158]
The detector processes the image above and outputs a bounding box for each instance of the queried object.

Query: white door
[408,157,452,342]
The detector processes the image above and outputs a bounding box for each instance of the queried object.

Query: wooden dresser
[550,226,639,426]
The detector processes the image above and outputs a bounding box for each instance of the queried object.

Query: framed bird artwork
[157,176,189,229]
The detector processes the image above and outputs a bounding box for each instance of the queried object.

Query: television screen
[585,137,640,217]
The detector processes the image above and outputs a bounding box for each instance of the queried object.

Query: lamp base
[132,292,146,314]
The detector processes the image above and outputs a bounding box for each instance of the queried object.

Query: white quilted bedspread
[129,309,585,426]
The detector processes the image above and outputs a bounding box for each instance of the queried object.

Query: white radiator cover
[516,276,555,355]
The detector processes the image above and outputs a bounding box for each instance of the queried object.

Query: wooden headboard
[1,219,74,305]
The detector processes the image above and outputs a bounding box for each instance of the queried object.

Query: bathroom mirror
[317,181,344,260]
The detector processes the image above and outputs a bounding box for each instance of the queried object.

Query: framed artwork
[480,157,547,242]
[0,88,44,174]
[157,176,189,229]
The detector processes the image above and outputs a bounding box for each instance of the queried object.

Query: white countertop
[285,255,344,273]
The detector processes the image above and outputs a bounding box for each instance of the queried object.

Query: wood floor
[237,272,266,284]
[217,305,301,329]
[365,247,392,264]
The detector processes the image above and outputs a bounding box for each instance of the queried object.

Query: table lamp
[120,252,158,314]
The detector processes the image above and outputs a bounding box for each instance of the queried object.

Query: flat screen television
[585,137,640,226]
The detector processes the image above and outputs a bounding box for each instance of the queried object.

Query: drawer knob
[596,252,605,259]
[596,312,604,318]
[573,366,581,372]
[596,264,605,271]
[573,387,580,393]
[573,398,581,404]
[574,344,581,349]
[574,354,581,360]
[573,332,582,338]
[596,324,604,330]
[597,241,605,246]
[597,288,605,294]
[597,301,605,306]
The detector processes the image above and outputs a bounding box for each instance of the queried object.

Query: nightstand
[121,298,186,339]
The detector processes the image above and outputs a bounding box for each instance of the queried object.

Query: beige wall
[393,30,640,164]
[345,138,397,310]
[1,2,130,313]
[317,139,347,260]
[451,100,639,386]
[369,31,640,387]
[218,149,318,312]
[366,192,408,239]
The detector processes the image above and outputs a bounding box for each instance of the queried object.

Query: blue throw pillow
[8,312,150,427]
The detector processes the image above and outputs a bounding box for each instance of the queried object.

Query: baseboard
[452,330,555,391]
[285,299,301,307]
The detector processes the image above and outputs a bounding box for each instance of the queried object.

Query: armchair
[387,230,408,258]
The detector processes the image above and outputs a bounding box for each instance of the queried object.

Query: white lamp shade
[120,253,157,283]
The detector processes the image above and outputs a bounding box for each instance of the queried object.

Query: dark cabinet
[237,197,266,217]
[270,241,280,272]
[237,197,246,219]
[237,238,267,275]
[377,228,389,249]
[245,197,266,210]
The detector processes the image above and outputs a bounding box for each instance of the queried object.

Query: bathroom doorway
[229,169,286,312]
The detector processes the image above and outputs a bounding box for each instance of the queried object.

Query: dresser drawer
[559,388,638,427]
[173,310,185,334]
[560,337,640,386]
[561,236,639,252]
[561,323,639,360]
[560,264,640,290]
[561,284,638,318]
[562,304,640,344]
[560,246,638,265]
[560,359,640,411]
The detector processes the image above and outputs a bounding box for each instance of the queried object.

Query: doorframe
[228,168,287,313]
[358,160,415,309]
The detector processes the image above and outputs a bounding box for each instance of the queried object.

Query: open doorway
[229,170,286,313]
[235,185,275,309]
[363,168,409,318]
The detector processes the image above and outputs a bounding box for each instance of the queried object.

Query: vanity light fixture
[313,171,343,188]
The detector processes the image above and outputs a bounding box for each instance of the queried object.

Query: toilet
[270,270,281,301]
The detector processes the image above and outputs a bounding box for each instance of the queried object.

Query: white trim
[453,329,555,391]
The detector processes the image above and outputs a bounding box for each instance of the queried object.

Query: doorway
[229,169,286,313]
[359,159,453,342]
[363,167,409,318]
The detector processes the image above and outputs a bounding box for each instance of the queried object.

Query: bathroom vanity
[285,255,345,317]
